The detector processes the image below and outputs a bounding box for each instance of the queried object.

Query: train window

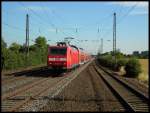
[49,48,67,55]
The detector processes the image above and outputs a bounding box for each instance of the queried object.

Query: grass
[138,59,149,84]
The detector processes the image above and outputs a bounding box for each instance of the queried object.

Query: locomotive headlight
[60,58,66,61]
[49,58,55,61]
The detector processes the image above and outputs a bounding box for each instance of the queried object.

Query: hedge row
[1,36,48,71]
[2,49,47,70]
[97,56,142,77]
[97,56,127,71]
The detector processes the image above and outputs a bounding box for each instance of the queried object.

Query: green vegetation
[97,54,127,71]
[116,59,127,71]
[125,58,142,77]
[97,51,142,78]
[1,36,48,71]
[98,52,127,71]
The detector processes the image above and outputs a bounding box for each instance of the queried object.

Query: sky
[2,1,148,55]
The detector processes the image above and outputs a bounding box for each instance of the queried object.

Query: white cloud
[20,6,53,12]
[110,2,148,8]
[110,2,148,16]
[130,10,148,15]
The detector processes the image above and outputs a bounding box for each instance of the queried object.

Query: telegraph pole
[113,12,116,57]
[26,14,29,66]
[113,12,117,70]
[98,28,103,55]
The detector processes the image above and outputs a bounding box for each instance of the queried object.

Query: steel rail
[93,62,149,112]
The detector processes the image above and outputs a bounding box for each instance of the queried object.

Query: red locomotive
[47,42,91,70]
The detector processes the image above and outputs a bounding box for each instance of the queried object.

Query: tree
[115,51,124,59]
[2,36,48,70]
[34,36,48,63]
[9,43,21,52]
[29,45,37,52]
[18,43,27,53]
[35,36,47,49]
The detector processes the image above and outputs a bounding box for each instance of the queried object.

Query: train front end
[47,46,67,70]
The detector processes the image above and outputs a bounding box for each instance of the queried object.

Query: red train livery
[47,42,91,70]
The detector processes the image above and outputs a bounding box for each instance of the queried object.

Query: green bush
[125,58,142,77]
[109,60,116,70]
[116,59,127,71]
[98,56,117,71]
[98,55,129,71]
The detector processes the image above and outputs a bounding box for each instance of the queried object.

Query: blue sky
[2,1,148,55]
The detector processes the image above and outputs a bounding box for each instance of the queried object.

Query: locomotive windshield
[49,48,67,55]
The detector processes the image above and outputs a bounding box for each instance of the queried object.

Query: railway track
[88,64,126,111]
[42,60,126,112]
[2,66,48,83]
[3,59,147,112]
[2,61,92,112]
[93,61,149,112]
[2,66,52,94]
[2,65,68,112]
[2,77,42,94]
[95,60,149,97]
[2,76,28,84]
[2,74,66,111]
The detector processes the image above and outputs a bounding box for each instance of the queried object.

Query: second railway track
[93,61,149,112]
